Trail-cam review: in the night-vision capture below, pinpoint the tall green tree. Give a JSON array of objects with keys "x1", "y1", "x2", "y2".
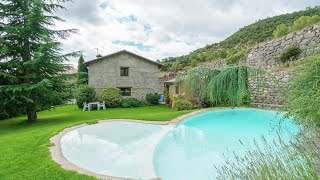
[
  {"x1": 77, "y1": 54, "x2": 88, "y2": 84},
  {"x1": 0, "y1": 0, "x2": 77, "y2": 122}
]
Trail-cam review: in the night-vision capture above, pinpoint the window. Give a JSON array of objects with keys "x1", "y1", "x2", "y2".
[
  {"x1": 120, "y1": 67, "x2": 129, "y2": 76},
  {"x1": 119, "y1": 87, "x2": 131, "y2": 96}
]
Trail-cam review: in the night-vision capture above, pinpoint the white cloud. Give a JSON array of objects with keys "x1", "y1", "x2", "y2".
[{"x1": 55, "y1": 0, "x2": 319, "y2": 66}]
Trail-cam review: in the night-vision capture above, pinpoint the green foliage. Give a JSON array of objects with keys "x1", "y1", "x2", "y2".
[
  {"x1": 226, "y1": 50, "x2": 248, "y2": 65},
  {"x1": 191, "y1": 59, "x2": 198, "y2": 67},
  {"x1": 216, "y1": 129, "x2": 320, "y2": 180},
  {"x1": 101, "y1": 87, "x2": 122, "y2": 108},
  {"x1": 160, "y1": 63, "x2": 171, "y2": 71},
  {"x1": 75, "y1": 85, "x2": 96, "y2": 108},
  {"x1": 291, "y1": 15, "x2": 320, "y2": 31},
  {"x1": 146, "y1": 93, "x2": 160, "y2": 105},
  {"x1": 176, "y1": 67, "x2": 220, "y2": 100},
  {"x1": 173, "y1": 94, "x2": 193, "y2": 111},
  {"x1": 77, "y1": 55, "x2": 88, "y2": 85},
  {"x1": 280, "y1": 45, "x2": 302, "y2": 62},
  {"x1": 170, "y1": 61, "x2": 183, "y2": 72},
  {"x1": 165, "y1": 89, "x2": 171, "y2": 104},
  {"x1": 0, "y1": 90, "x2": 25, "y2": 120},
  {"x1": 272, "y1": 15, "x2": 320, "y2": 38},
  {"x1": 121, "y1": 98, "x2": 141, "y2": 108},
  {"x1": 0, "y1": 0, "x2": 77, "y2": 122},
  {"x1": 284, "y1": 54, "x2": 320, "y2": 126},
  {"x1": 272, "y1": 24, "x2": 290, "y2": 38},
  {"x1": 179, "y1": 66, "x2": 252, "y2": 107},
  {"x1": 205, "y1": 66, "x2": 251, "y2": 106}
]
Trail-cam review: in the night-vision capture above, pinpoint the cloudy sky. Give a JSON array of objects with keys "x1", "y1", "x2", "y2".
[{"x1": 56, "y1": 0, "x2": 319, "y2": 65}]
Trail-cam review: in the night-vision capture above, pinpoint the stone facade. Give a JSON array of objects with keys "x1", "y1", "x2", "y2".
[
  {"x1": 86, "y1": 50, "x2": 162, "y2": 100},
  {"x1": 247, "y1": 23, "x2": 320, "y2": 70}
]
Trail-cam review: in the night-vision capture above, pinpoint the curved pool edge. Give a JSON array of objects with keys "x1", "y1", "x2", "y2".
[{"x1": 49, "y1": 109, "x2": 211, "y2": 180}]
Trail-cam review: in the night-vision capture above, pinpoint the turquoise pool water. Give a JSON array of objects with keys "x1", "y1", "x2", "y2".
[
  {"x1": 153, "y1": 108, "x2": 299, "y2": 180},
  {"x1": 60, "y1": 108, "x2": 298, "y2": 180}
]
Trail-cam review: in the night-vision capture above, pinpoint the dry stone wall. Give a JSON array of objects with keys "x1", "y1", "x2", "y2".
[
  {"x1": 247, "y1": 23, "x2": 320, "y2": 105},
  {"x1": 201, "y1": 59, "x2": 226, "y2": 69},
  {"x1": 247, "y1": 23, "x2": 320, "y2": 70},
  {"x1": 248, "y1": 71, "x2": 295, "y2": 105}
]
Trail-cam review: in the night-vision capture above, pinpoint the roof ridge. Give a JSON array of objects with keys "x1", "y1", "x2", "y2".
[{"x1": 84, "y1": 50, "x2": 163, "y2": 67}]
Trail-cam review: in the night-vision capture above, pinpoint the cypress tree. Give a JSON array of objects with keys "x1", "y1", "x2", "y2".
[
  {"x1": 0, "y1": 0, "x2": 77, "y2": 122},
  {"x1": 77, "y1": 54, "x2": 88, "y2": 85}
]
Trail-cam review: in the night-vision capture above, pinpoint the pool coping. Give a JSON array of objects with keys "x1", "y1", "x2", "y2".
[{"x1": 49, "y1": 108, "x2": 214, "y2": 180}]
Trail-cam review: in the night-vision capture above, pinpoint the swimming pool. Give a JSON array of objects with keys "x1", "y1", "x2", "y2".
[{"x1": 59, "y1": 108, "x2": 298, "y2": 180}]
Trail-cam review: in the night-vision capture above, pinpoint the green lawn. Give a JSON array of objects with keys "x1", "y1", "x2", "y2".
[{"x1": 0, "y1": 105, "x2": 194, "y2": 180}]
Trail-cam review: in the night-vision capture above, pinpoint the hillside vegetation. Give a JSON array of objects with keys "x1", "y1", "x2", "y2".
[{"x1": 160, "y1": 6, "x2": 320, "y2": 71}]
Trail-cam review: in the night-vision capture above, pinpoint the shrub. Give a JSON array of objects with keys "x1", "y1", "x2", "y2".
[
  {"x1": 280, "y1": 45, "x2": 302, "y2": 62},
  {"x1": 165, "y1": 89, "x2": 171, "y2": 105},
  {"x1": 101, "y1": 87, "x2": 122, "y2": 108},
  {"x1": 145, "y1": 93, "x2": 159, "y2": 105},
  {"x1": 191, "y1": 59, "x2": 198, "y2": 67},
  {"x1": 284, "y1": 53, "x2": 320, "y2": 126},
  {"x1": 272, "y1": 23, "x2": 289, "y2": 38},
  {"x1": 291, "y1": 15, "x2": 320, "y2": 31},
  {"x1": 75, "y1": 85, "x2": 96, "y2": 108},
  {"x1": 121, "y1": 98, "x2": 141, "y2": 108},
  {"x1": 173, "y1": 94, "x2": 193, "y2": 111},
  {"x1": 226, "y1": 50, "x2": 247, "y2": 65}
]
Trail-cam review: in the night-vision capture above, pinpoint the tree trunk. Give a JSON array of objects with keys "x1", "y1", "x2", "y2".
[{"x1": 26, "y1": 103, "x2": 37, "y2": 122}]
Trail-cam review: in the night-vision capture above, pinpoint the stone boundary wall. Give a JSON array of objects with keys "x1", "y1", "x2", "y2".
[
  {"x1": 247, "y1": 23, "x2": 320, "y2": 70},
  {"x1": 246, "y1": 23, "x2": 320, "y2": 105},
  {"x1": 201, "y1": 59, "x2": 226, "y2": 69},
  {"x1": 248, "y1": 71, "x2": 295, "y2": 105}
]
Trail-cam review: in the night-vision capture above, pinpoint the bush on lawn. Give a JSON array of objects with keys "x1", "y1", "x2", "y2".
[
  {"x1": 121, "y1": 98, "x2": 141, "y2": 108},
  {"x1": 146, "y1": 93, "x2": 159, "y2": 105},
  {"x1": 101, "y1": 87, "x2": 122, "y2": 108},
  {"x1": 173, "y1": 94, "x2": 193, "y2": 111},
  {"x1": 76, "y1": 85, "x2": 96, "y2": 108}
]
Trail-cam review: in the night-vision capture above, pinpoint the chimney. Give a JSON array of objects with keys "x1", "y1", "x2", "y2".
[{"x1": 96, "y1": 54, "x2": 102, "y2": 58}]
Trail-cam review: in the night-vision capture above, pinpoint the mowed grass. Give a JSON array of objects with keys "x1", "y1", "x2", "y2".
[{"x1": 0, "y1": 105, "x2": 194, "y2": 180}]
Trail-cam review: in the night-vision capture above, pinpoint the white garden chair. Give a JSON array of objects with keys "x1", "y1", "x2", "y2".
[
  {"x1": 97, "y1": 101, "x2": 106, "y2": 110},
  {"x1": 83, "y1": 102, "x2": 91, "y2": 111}
]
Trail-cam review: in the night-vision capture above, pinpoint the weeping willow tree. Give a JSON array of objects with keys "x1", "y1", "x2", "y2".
[
  {"x1": 176, "y1": 67, "x2": 220, "y2": 99},
  {"x1": 176, "y1": 65, "x2": 263, "y2": 107}
]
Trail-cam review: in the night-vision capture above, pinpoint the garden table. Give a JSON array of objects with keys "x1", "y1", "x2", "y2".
[{"x1": 87, "y1": 102, "x2": 101, "y2": 110}]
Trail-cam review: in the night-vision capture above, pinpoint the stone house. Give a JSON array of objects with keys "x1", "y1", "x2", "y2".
[{"x1": 85, "y1": 50, "x2": 163, "y2": 99}]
